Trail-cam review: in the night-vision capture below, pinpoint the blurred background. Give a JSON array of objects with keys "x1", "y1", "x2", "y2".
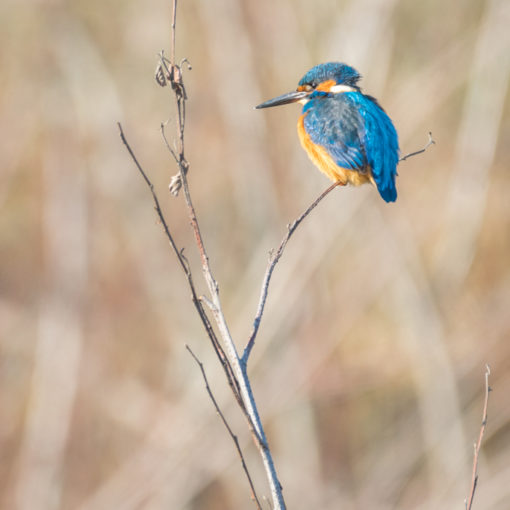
[{"x1": 1, "y1": 0, "x2": 509, "y2": 508}]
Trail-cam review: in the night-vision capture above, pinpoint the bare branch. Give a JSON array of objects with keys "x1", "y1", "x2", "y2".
[
  {"x1": 117, "y1": 122, "x2": 185, "y2": 273},
  {"x1": 242, "y1": 130, "x2": 435, "y2": 362},
  {"x1": 123, "y1": 1, "x2": 289, "y2": 507},
  {"x1": 117, "y1": 122, "x2": 242, "y2": 407},
  {"x1": 125, "y1": 1, "x2": 439, "y2": 501},
  {"x1": 162, "y1": 123, "x2": 187, "y2": 196},
  {"x1": 160, "y1": 122, "x2": 179, "y2": 163},
  {"x1": 160, "y1": 5, "x2": 286, "y2": 505},
  {"x1": 243, "y1": 181, "x2": 343, "y2": 363},
  {"x1": 186, "y1": 345, "x2": 263, "y2": 510},
  {"x1": 170, "y1": 0, "x2": 177, "y2": 66},
  {"x1": 399, "y1": 131, "x2": 435, "y2": 162},
  {"x1": 199, "y1": 295, "x2": 217, "y2": 313},
  {"x1": 166, "y1": 89, "x2": 287, "y2": 508},
  {"x1": 465, "y1": 365, "x2": 491, "y2": 510}
]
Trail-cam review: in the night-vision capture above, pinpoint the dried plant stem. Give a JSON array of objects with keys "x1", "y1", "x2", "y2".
[
  {"x1": 465, "y1": 365, "x2": 491, "y2": 510},
  {"x1": 161, "y1": 76, "x2": 287, "y2": 510},
  {"x1": 124, "y1": 2, "x2": 434, "y2": 507},
  {"x1": 118, "y1": 123, "x2": 241, "y2": 406},
  {"x1": 243, "y1": 131, "x2": 435, "y2": 361},
  {"x1": 186, "y1": 345, "x2": 262, "y2": 510},
  {"x1": 159, "y1": 1, "x2": 286, "y2": 507},
  {"x1": 399, "y1": 131, "x2": 435, "y2": 162},
  {"x1": 243, "y1": 181, "x2": 343, "y2": 362}
]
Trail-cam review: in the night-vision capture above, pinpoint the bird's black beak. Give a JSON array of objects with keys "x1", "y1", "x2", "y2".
[{"x1": 255, "y1": 90, "x2": 309, "y2": 109}]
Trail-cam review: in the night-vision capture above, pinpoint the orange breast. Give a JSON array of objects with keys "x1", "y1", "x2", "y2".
[{"x1": 297, "y1": 114, "x2": 372, "y2": 187}]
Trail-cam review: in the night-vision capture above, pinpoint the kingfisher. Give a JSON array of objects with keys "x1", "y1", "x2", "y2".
[{"x1": 256, "y1": 62, "x2": 400, "y2": 202}]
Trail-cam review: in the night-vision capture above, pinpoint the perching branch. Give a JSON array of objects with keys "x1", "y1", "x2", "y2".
[
  {"x1": 123, "y1": 1, "x2": 286, "y2": 508},
  {"x1": 243, "y1": 131, "x2": 434, "y2": 361},
  {"x1": 465, "y1": 365, "x2": 491, "y2": 510},
  {"x1": 160, "y1": 3, "x2": 288, "y2": 508},
  {"x1": 121, "y1": 102, "x2": 434, "y2": 508},
  {"x1": 123, "y1": 1, "x2": 435, "y2": 506},
  {"x1": 243, "y1": 181, "x2": 343, "y2": 363}
]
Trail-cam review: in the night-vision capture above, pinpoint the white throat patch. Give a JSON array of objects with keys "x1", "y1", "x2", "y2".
[{"x1": 329, "y1": 84, "x2": 356, "y2": 93}]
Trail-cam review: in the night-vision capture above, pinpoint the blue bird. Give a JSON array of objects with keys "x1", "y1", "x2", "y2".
[{"x1": 256, "y1": 62, "x2": 400, "y2": 202}]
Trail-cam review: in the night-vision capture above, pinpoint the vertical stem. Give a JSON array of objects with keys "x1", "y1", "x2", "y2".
[
  {"x1": 465, "y1": 365, "x2": 491, "y2": 510},
  {"x1": 170, "y1": 0, "x2": 177, "y2": 66},
  {"x1": 166, "y1": 1, "x2": 286, "y2": 507}
]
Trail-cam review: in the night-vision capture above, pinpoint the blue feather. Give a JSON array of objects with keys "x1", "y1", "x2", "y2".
[
  {"x1": 299, "y1": 63, "x2": 361, "y2": 88},
  {"x1": 303, "y1": 91, "x2": 399, "y2": 202}
]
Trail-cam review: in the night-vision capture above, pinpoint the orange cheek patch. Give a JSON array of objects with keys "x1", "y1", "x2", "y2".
[{"x1": 315, "y1": 79, "x2": 336, "y2": 92}]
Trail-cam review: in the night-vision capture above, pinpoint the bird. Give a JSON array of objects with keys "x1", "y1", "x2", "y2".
[{"x1": 256, "y1": 62, "x2": 400, "y2": 202}]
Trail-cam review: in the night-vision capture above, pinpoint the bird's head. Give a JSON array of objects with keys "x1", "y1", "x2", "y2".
[{"x1": 256, "y1": 62, "x2": 361, "y2": 109}]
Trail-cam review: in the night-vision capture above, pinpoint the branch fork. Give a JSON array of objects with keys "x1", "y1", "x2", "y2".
[{"x1": 121, "y1": 2, "x2": 437, "y2": 506}]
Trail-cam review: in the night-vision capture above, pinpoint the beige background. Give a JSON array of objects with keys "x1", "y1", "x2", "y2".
[{"x1": 1, "y1": 0, "x2": 509, "y2": 508}]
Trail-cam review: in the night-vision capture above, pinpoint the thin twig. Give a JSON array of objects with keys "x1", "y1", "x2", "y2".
[
  {"x1": 126, "y1": 4, "x2": 436, "y2": 498},
  {"x1": 162, "y1": 3, "x2": 286, "y2": 506},
  {"x1": 243, "y1": 181, "x2": 343, "y2": 363},
  {"x1": 118, "y1": 122, "x2": 243, "y2": 406},
  {"x1": 117, "y1": 122, "x2": 185, "y2": 272},
  {"x1": 465, "y1": 364, "x2": 491, "y2": 510},
  {"x1": 399, "y1": 131, "x2": 435, "y2": 162},
  {"x1": 170, "y1": 0, "x2": 177, "y2": 66},
  {"x1": 242, "y1": 128, "x2": 435, "y2": 363},
  {"x1": 186, "y1": 345, "x2": 263, "y2": 510},
  {"x1": 161, "y1": 123, "x2": 187, "y2": 196},
  {"x1": 160, "y1": 122, "x2": 179, "y2": 163}
]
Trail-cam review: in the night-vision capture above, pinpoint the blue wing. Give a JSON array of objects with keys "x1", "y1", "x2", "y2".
[
  {"x1": 303, "y1": 94, "x2": 366, "y2": 170},
  {"x1": 303, "y1": 92, "x2": 399, "y2": 202}
]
